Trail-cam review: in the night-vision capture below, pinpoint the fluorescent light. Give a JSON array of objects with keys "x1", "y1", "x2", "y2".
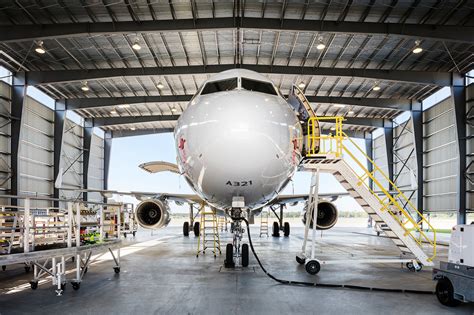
[
  {"x1": 35, "y1": 41, "x2": 46, "y2": 54},
  {"x1": 118, "y1": 104, "x2": 130, "y2": 108},
  {"x1": 130, "y1": 127, "x2": 136, "y2": 131},
  {"x1": 316, "y1": 43, "x2": 326, "y2": 50},
  {"x1": 373, "y1": 85, "x2": 381, "y2": 91},
  {"x1": 81, "y1": 81, "x2": 89, "y2": 91},
  {"x1": 132, "y1": 40, "x2": 141, "y2": 51},
  {"x1": 412, "y1": 40, "x2": 422, "y2": 54},
  {"x1": 298, "y1": 82, "x2": 306, "y2": 89},
  {"x1": 110, "y1": 110, "x2": 117, "y2": 114},
  {"x1": 156, "y1": 82, "x2": 165, "y2": 89},
  {"x1": 171, "y1": 107, "x2": 178, "y2": 112},
  {"x1": 334, "y1": 104, "x2": 345, "y2": 108},
  {"x1": 348, "y1": 110, "x2": 354, "y2": 115}
]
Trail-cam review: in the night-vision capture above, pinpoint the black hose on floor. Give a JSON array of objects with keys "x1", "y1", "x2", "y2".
[{"x1": 234, "y1": 217, "x2": 434, "y2": 295}]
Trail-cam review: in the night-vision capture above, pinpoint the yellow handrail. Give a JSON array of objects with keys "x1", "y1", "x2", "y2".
[{"x1": 305, "y1": 116, "x2": 437, "y2": 261}]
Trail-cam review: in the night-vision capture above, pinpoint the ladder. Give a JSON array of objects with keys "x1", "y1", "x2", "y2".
[
  {"x1": 301, "y1": 117, "x2": 437, "y2": 267},
  {"x1": 218, "y1": 216, "x2": 227, "y2": 232},
  {"x1": 196, "y1": 205, "x2": 221, "y2": 258},
  {"x1": 259, "y1": 210, "x2": 269, "y2": 237}
]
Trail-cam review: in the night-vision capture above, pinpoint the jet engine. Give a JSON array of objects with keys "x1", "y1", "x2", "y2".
[
  {"x1": 302, "y1": 201, "x2": 338, "y2": 230},
  {"x1": 135, "y1": 199, "x2": 171, "y2": 229}
]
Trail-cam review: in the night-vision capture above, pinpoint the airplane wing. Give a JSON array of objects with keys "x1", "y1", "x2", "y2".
[
  {"x1": 139, "y1": 161, "x2": 181, "y2": 174},
  {"x1": 271, "y1": 192, "x2": 351, "y2": 205}
]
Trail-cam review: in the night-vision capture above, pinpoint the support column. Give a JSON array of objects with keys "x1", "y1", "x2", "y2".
[
  {"x1": 53, "y1": 100, "x2": 66, "y2": 207},
  {"x1": 384, "y1": 122, "x2": 394, "y2": 191},
  {"x1": 82, "y1": 119, "x2": 93, "y2": 202},
  {"x1": 452, "y1": 78, "x2": 467, "y2": 225},
  {"x1": 10, "y1": 73, "x2": 26, "y2": 205},
  {"x1": 103, "y1": 131, "x2": 112, "y2": 191},
  {"x1": 365, "y1": 134, "x2": 374, "y2": 191},
  {"x1": 411, "y1": 108, "x2": 424, "y2": 220}
]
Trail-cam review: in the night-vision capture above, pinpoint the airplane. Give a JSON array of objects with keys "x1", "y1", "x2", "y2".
[{"x1": 56, "y1": 69, "x2": 348, "y2": 268}]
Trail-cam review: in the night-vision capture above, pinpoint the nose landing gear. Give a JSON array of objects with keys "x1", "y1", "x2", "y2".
[{"x1": 224, "y1": 210, "x2": 250, "y2": 268}]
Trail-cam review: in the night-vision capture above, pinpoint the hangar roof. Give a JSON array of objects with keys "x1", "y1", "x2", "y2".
[{"x1": 0, "y1": 0, "x2": 472, "y2": 137}]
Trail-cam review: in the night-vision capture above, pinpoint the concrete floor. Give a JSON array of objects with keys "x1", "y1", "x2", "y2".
[{"x1": 0, "y1": 226, "x2": 473, "y2": 314}]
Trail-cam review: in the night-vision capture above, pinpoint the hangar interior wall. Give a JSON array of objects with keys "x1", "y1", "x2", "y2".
[
  {"x1": 372, "y1": 134, "x2": 389, "y2": 192},
  {"x1": 0, "y1": 80, "x2": 105, "y2": 207},
  {"x1": 467, "y1": 83, "x2": 474, "y2": 216}
]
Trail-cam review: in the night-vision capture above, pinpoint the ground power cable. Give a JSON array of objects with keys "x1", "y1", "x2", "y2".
[{"x1": 236, "y1": 217, "x2": 435, "y2": 295}]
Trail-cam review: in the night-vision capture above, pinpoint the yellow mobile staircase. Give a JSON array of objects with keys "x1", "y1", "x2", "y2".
[
  {"x1": 196, "y1": 204, "x2": 221, "y2": 258},
  {"x1": 291, "y1": 85, "x2": 436, "y2": 268}
]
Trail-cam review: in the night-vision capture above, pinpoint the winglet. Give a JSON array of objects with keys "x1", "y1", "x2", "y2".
[{"x1": 139, "y1": 161, "x2": 180, "y2": 174}]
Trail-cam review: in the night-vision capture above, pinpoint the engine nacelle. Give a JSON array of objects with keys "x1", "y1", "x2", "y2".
[
  {"x1": 135, "y1": 199, "x2": 171, "y2": 229},
  {"x1": 302, "y1": 201, "x2": 338, "y2": 230}
]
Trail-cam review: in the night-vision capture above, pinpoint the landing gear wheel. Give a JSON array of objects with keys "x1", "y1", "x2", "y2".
[
  {"x1": 241, "y1": 244, "x2": 249, "y2": 267},
  {"x1": 224, "y1": 243, "x2": 235, "y2": 268},
  {"x1": 183, "y1": 221, "x2": 189, "y2": 236},
  {"x1": 272, "y1": 222, "x2": 280, "y2": 237},
  {"x1": 296, "y1": 256, "x2": 306, "y2": 265},
  {"x1": 305, "y1": 260, "x2": 321, "y2": 275},
  {"x1": 436, "y1": 278, "x2": 460, "y2": 307},
  {"x1": 114, "y1": 267, "x2": 120, "y2": 274},
  {"x1": 193, "y1": 222, "x2": 200, "y2": 237},
  {"x1": 30, "y1": 281, "x2": 38, "y2": 290},
  {"x1": 71, "y1": 282, "x2": 81, "y2": 291},
  {"x1": 284, "y1": 222, "x2": 290, "y2": 237}
]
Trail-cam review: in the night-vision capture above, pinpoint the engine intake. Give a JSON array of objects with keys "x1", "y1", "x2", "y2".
[
  {"x1": 135, "y1": 199, "x2": 171, "y2": 229},
  {"x1": 302, "y1": 201, "x2": 338, "y2": 230}
]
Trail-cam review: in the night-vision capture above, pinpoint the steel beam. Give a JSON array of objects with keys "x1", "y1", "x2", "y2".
[
  {"x1": 82, "y1": 120, "x2": 93, "y2": 202},
  {"x1": 53, "y1": 100, "x2": 66, "y2": 207},
  {"x1": 452, "y1": 80, "x2": 467, "y2": 224},
  {"x1": 411, "y1": 109, "x2": 424, "y2": 221},
  {"x1": 110, "y1": 128, "x2": 175, "y2": 138},
  {"x1": 344, "y1": 117, "x2": 392, "y2": 128},
  {"x1": 1, "y1": 17, "x2": 472, "y2": 43},
  {"x1": 65, "y1": 94, "x2": 415, "y2": 111},
  {"x1": 103, "y1": 131, "x2": 112, "y2": 192},
  {"x1": 23, "y1": 65, "x2": 462, "y2": 86},
  {"x1": 90, "y1": 115, "x2": 179, "y2": 127},
  {"x1": 384, "y1": 123, "x2": 394, "y2": 191},
  {"x1": 10, "y1": 73, "x2": 26, "y2": 205}
]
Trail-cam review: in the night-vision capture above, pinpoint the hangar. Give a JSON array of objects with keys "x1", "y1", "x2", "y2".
[{"x1": 0, "y1": 0, "x2": 473, "y2": 313}]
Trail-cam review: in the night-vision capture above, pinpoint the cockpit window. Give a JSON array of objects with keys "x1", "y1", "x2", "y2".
[
  {"x1": 241, "y1": 77, "x2": 277, "y2": 95},
  {"x1": 200, "y1": 78, "x2": 238, "y2": 95}
]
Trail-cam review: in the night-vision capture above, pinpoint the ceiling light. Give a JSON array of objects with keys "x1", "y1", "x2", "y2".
[
  {"x1": 118, "y1": 104, "x2": 130, "y2": 108},
  {"x1": 298, "y1": 82, "x2": 306, "y2": 89},
  {"x1": 372, "y1": 82, "x2": 381, "y2": 91},
  {"x1": 316, "y1": 37, "x2": 326, "y2": 50},
  {"x1": 334, "y1": 104, "x2": 345, "y2": 108},
  {"x1": 330, "y1": 127, "x2": 336, "y2": 131},
  {"x1": 130, "y1": 127, "x2": 136, "y2": 131},
  {"x1": 171, "y1": 107, "x2": 178, "y2": 113},
  {"x1": 35, "y1": 41, "x2": 46, "y2": 54},
  {"x1": 412, "y1": 40, "x2": 422, "y2": 54},
  {"x1": 156, "y1": 82, "x2": 165, "y2": 89},
  {"x1": 81, "y1": 81, "x2": 89, "y2": 91},
  {"x1": 348, "y1": 110, "x2": 355, "y2": 115},
  {"x1": 132, "y1": 38, "x2": 141, "y2": 51},
  {"x1": 110, "y1": 110, "x2": 117, "y2": 114}
]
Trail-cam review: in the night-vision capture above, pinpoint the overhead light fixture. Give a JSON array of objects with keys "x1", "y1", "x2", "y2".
[
  {"x1": 81, "y1": 81, "x2": 89, "y2": 91},
  {"x1": 298, "y1": 82, "x2": 306, "y2": 89},
  {"x1": 316, "y1": 37, "x2": 326, "y2": 50},
  {"x1": 110, "y1": 110, "x2": 117, "y2": 114},
  {"x1": 330, "y1": 126, "x2": 336, "y2": 131},
  {"x1": 412, "y1": 40, "x2": 423, "y2": 54},
  {"x1": 334, "y1": 104, "x2": 345, "y2": 108},
  {"x1": 171, "y1": 106, "x2": 178, "y2": 113},
  {"x1": 132, "y1": 38, "x2": 141, "y2": 51},
  {"x1": 35, "y1": 41, "x2": 46, "y2": 54},
  {"x1": 130, "y1": 127, "x2": 136, "y2": 131},
  {"x1": 118, "y1": 104, "x2": 130, "y2": 108},
  {"x1": 372, "y1": 82, "x2": 381, "y2": 91},
  {"x1": 348, "y1": 110, "x2": 355, "y2": 115},
  {"x1": 156, "y1": 82, "x2": 165, "y2": 89}
]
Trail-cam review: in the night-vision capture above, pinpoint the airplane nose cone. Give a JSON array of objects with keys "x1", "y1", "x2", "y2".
[{"x1": 176, "y1": 91, "x2": 302, "y2": 208}]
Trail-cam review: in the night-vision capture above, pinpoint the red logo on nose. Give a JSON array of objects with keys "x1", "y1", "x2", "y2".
[{"x1": 179, "y1": 138, "x2": 186, "y2": 150}]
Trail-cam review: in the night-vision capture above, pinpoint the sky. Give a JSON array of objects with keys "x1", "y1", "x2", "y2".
[{"x1": 108, "y1": 132, "x2": 369, "y2": 213}]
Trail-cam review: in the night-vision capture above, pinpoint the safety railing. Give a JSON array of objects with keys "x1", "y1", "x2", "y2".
[
  {"x1": 306, "y1": 116, "x2": 437, "y2": 262},
  {"x1": 306, "y1": 116, "x2": 344, "y2": 157}
]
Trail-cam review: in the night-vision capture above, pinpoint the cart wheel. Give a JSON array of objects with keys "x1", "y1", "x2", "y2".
[
  {"x1": 1, "y1": 265, "x2": 5, "y2": 271},
  {"x1": 305, "y1": 260, "x2": 321, "y2": 275},
  {"x1": 376, "y1": 231, "x2": 380, "y2": 236},
  {"x1": 114, "y1": 267, "x2": 120, "y2": 274},
  {"x1": 272, "y1": 222, "x2": 280, "y2": 237},
  {"x1": 24, "y1": 266, "x2": 31, "y2": 273},
  {"x1": 241, "y1": 244, "x2": 249, "y2": 267},
  {"x1": 284, "y1": 222, "x2": 290, "y2": 237},
  {"x1": 30, "y1": 281, "x2": 38, "y2": 290},
  {"x1": 183, "y1": 221, "x2": 189, "y2": 236},
  {"x1": 406, "y1": 262, "x2": 415, "y2": 271},
  {"x1": 296, "y1": 256, "x2": 306, "y2": 265},
  {"x1": 124, "y1": 233, "x2": 127, "y2": 238},
  {"x1": 414, "y1": 263, "x2": 423, "y2": 272},
  {"x1": 71, "y1": 282, "x2": 80, "y2": 291},
  {"x1": 193, "y1": 222, "x2": 200, "y2": 237},
  {"x1": 436, "y1": 278, "x2": 460, "y2": 307},
  {"x1": 224, "y1": 243, "x2": 234, "y2": 268}
]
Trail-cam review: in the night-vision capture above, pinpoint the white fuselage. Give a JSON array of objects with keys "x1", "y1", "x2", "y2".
[{"x1": 174, "y1": 70, "x2": 303, "y2": 210}]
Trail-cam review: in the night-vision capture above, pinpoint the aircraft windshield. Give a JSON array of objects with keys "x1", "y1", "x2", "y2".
[
  {"x1": 241, "y1": 77, "x2": 277, "y2": 95},
  {"x1": 201, "y1": 78, "x2": 238, "y2": 95}
]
